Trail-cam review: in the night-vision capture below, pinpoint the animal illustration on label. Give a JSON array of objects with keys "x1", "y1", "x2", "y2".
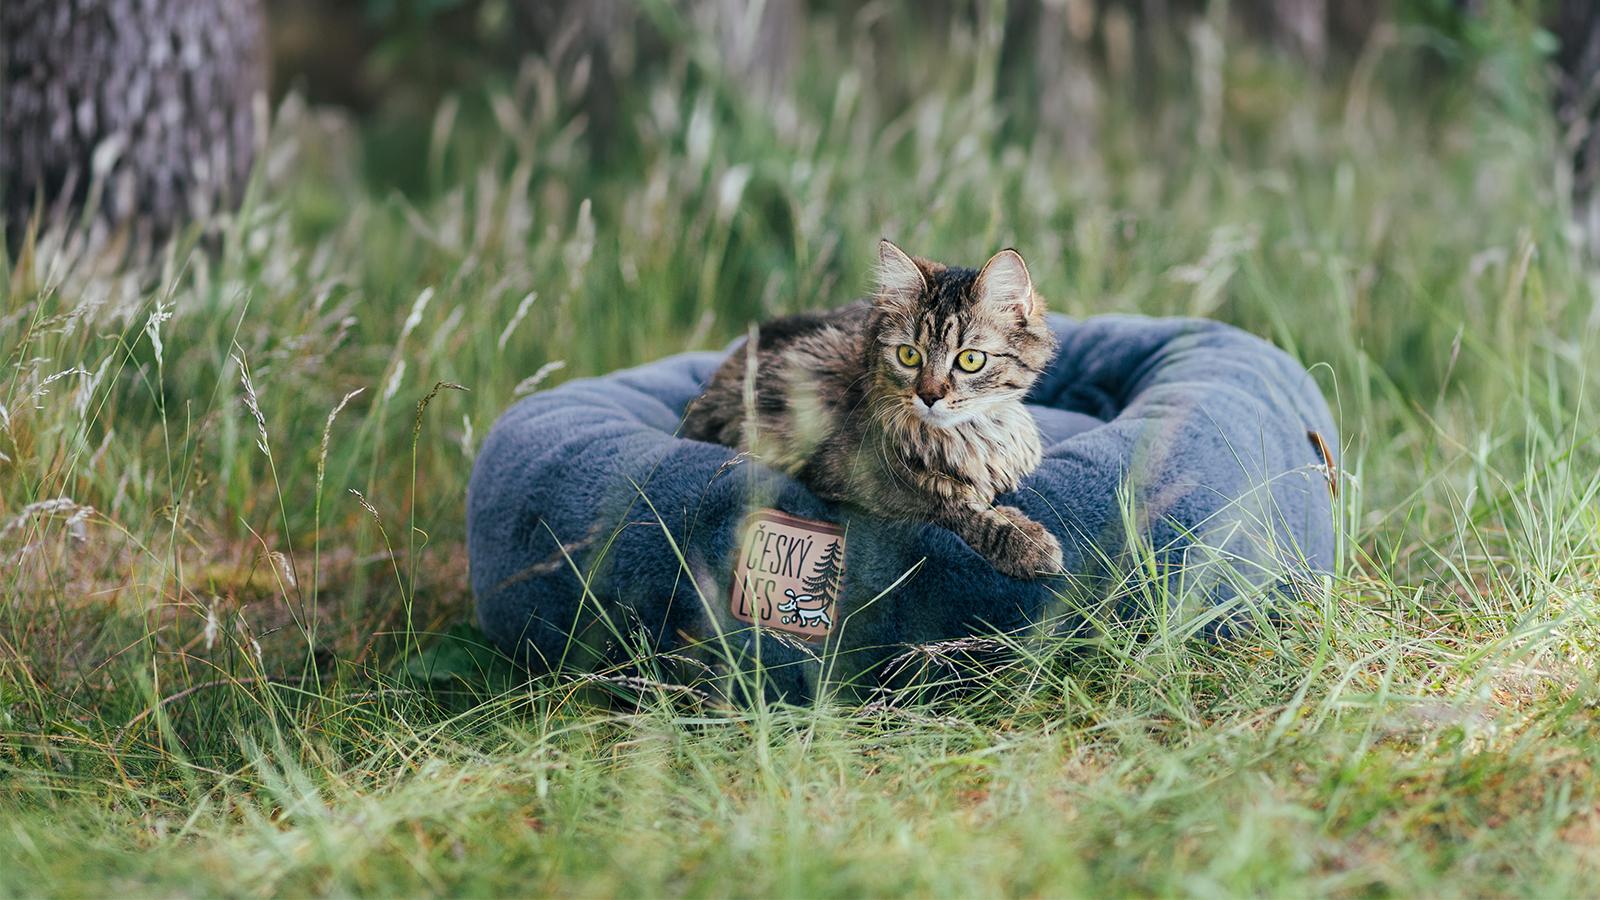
[{"x1": 778, "y1": 588, "x2": 834, "y2": 629}]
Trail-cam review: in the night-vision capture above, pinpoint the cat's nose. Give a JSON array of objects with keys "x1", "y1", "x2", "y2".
[{"x1": 917, "y1": 387, "x2": 946, "y2": 407}]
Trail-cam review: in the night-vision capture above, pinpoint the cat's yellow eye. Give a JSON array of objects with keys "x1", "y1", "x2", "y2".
[
  {"x1": 956, "y1": 349, "x2": 987, "y2": 373},
  {"x1": 896, "y1": 344, "x2": 922, "y2": 367}
]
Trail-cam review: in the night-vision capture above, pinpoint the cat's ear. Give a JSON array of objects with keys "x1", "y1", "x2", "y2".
[
  {"x1": 876, "y1": 239, "x2": 927, "y2": 304},
  {"x1": 973, "y1": 249, "x2": 1037, "y2": 318}
]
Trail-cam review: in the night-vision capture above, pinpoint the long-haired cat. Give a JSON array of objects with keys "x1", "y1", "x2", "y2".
[{"x1": 681, "y1": 240, "x2": 1063, "y2": 579}]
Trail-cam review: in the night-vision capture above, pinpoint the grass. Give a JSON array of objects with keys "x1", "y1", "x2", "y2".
[{"x1": 3, "y1": 4, "x2": 1599, "y2": 896}]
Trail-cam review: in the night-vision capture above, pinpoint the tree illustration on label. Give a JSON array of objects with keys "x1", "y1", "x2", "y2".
[{"x1": 806, "y1": 539, "x2": 843, "y2": 600}]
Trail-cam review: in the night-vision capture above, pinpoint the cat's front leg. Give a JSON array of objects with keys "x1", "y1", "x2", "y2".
[{"x1": 945, "y1": 504, "x2": 1064, "y2": 580}]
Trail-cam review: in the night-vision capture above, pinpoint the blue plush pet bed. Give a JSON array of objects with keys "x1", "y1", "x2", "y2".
[{"x1": 468, "y1": 315, "x2": 1338, "y2": 701}]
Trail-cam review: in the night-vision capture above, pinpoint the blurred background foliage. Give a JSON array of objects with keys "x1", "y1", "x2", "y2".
[{"x1": 265, "y1": 1, "x2": 1580, "y2": 197}]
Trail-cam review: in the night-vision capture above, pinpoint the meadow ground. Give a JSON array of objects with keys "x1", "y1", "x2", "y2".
[{"x1": 3, "y1": 6, "x2": 1599, "y2": 896}]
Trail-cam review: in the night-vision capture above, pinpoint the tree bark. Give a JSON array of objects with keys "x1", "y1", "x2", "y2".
[{"x1": 2, "y1": 0, "x2": 269, "y2": 252}]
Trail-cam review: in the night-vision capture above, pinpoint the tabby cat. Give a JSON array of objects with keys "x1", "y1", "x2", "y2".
[{"x1": 681, "y1": 240, "x2": 1063, "y2": 579}]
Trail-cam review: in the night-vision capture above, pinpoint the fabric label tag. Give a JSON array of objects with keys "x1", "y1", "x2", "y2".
[{"x1": 728, "y1": 509, "x2": 845, "y2": 641}]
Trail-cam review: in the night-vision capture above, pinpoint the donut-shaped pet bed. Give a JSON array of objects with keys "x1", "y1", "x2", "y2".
[{"x1": 468, "y1": 315, "x2": 1338, "y2": 701}]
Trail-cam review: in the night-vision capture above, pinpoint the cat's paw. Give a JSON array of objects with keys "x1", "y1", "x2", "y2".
[{"x1": 988, "y1": 506, "x2": 1064, "y2": 579}]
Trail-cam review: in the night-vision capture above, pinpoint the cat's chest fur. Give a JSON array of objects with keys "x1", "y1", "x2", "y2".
[{"x1": 863, "y1": 404, "x2": 1042, "y2": 508}]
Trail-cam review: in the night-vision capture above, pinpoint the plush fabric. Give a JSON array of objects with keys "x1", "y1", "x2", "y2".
[{"x1": 468, "y1": 315, "x2": 1338, "y2": 701}]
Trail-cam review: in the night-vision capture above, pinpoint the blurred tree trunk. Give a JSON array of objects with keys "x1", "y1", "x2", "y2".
[
  {"x1": 506, "y1": 0, "x2": 800, "y2": 151},
  {"x1": 267, "y1": 0, "x2": 377, "y2": 111},
  {"x1": 1228, "y1": 0, "x2": 1388, "y2": 64},
  {"x1": 1550, "y1": 0, "x2": 1600, "y2": 245},
  {"x1": 2, "y1": 0, "x2": 269, "y2": 254}
]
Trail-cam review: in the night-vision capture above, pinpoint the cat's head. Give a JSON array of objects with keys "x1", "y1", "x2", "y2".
[{"x1": 867, "y1": 240, "x2": 1057, "y2": 428}]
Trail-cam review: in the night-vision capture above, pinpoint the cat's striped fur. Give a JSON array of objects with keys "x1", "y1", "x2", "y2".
[{"x1": 681, "y1": 241, "x2": 1062, "y2": 579}]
